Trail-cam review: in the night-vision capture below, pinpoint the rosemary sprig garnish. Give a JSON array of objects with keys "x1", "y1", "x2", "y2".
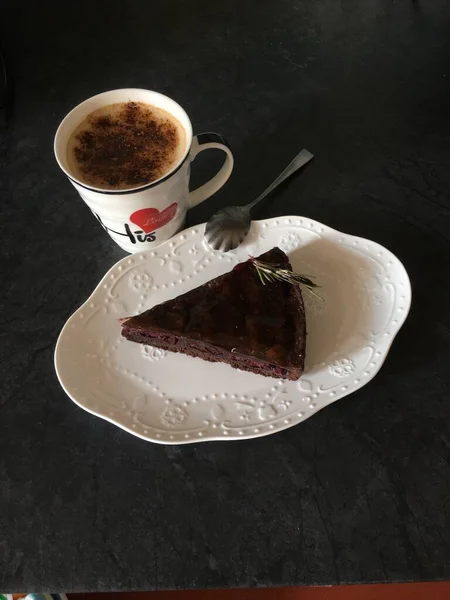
[{"x1": 251, "y1": 258, "x2": 322, "y2": 300}]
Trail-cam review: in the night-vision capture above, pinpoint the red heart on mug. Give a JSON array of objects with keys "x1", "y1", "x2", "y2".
[{"x1": 129, "y1": 203, "x2": 178, "y2": 233}]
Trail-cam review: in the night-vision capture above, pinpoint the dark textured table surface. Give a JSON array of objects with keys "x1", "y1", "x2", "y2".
[{"x1": 1, "y1": 0, "x2": 450, "y2": 592}]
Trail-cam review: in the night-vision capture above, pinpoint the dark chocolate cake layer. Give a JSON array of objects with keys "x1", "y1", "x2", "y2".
[{"x1": 121, "y1": 247, "x2": 306, "y2": 380}]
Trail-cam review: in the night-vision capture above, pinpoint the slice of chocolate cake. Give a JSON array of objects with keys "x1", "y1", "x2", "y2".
[{"x1": 120, "y1": 247, "x2": 306, "y2": 380}]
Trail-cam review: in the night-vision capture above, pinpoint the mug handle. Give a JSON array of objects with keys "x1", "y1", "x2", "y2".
[{"x1": 188, "y1": 132, "x2": 234, "y2": 207}]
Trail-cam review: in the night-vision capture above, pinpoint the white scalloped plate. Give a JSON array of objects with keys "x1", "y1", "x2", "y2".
[{"x1": 55, "y1": 217, "x2": 411, "y2": 444}]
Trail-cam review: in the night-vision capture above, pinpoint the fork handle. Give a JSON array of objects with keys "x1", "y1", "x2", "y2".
[{"x1": 247, "y1": 149, "x2": 314, "y2": 211}]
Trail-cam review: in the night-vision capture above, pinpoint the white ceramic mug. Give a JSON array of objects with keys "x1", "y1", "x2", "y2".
[{"x1": 54, "y1": 89, "x2": 234, "y2": 253}]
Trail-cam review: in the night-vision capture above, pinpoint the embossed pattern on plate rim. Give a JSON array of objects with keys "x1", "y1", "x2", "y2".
[{"x1": 55, "y1": 217, "x2": 412, "y2": 444}]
